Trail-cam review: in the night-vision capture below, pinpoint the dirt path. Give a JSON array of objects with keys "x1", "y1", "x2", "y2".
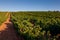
[{"x1": 0, "y1": 13, "x2": 23, "y2": 40}]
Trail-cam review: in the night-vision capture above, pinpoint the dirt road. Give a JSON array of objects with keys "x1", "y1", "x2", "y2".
[{"x1": 0, "y1": 13, "x2": 22, "y2": 40}]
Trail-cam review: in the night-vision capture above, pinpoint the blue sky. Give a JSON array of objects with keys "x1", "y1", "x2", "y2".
[{"x1": 0, "y1": 0, "x2": 60, "y2": 11}]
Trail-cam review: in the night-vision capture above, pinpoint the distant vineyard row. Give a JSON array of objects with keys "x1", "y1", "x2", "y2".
[{"x1": 11, "y1": 11, "x2": 60, "y2": 40}]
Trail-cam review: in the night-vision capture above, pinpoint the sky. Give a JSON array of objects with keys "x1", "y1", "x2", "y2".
[{"x1": 0, "y1": 0, "x2": 60, "y2": 11}]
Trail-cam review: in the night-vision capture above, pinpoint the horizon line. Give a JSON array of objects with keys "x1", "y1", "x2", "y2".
[{"x1": 0, "y1": 10, "x2": 60, "y2": 12}]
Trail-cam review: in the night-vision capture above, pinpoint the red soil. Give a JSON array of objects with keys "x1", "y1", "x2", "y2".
[{"x1": 0, "y1": 13, "x2": 24, "y2": 40}]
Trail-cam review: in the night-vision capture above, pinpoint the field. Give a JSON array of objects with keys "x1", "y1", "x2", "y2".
[
  {"x1": 0, "y1": 11, "x2": 60, "y2": 40},
  {"x1": 0, "y1": 12, "x2": 8, "y2": 25},
  {"x1": 11, "y1": 11, "x2": 60, "y2": 40}
]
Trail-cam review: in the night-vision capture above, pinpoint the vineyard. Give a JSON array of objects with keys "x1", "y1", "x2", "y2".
[
  {"x1": 0, "y1": 12, "x2": 8, "y2": 25},
  {"x1": 0, "y1": 11, "x2": 60, "y2": 40},
  {"x1": 11, "y1": 11, "x2": 60, "y2": 40}
]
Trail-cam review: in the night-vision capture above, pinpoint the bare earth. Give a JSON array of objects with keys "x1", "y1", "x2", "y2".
[{"x1": 0, "y1": 13, "x2": 23, "y2": 40}]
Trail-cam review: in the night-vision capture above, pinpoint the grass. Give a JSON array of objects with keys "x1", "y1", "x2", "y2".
[{"x1": 0, "y1": 12, "x2": 8, "y2": 25}]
